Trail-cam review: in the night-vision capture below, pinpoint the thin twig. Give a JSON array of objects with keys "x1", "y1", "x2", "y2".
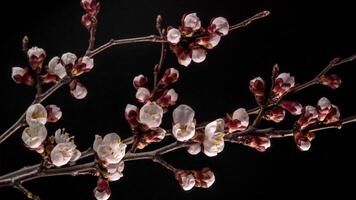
[{"x1": 229, "y1": 11, "x2": 270, "y2": 30}]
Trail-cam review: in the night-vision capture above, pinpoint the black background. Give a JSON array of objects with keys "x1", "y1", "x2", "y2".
[{"x1": 1, "y1": 0, "x2": 355, "y2": 199}]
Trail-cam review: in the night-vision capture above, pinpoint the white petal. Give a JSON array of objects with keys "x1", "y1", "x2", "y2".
[
  {"x1": 139, "y1": 102, "x2": 163, "y2": 128},
  {"x1": 191, "y1": 48, "x2": 207, "y2": 63},
  {"x1": 318, "y1": 97, "x2": 332, "y2": 110},
  {"x1": 211, "y1": 17, "x2": 229, "y2": 35},
  {"x1": 173, "y1": 104, "x2": 195, "y2": 125},
  {"x1": 26, "y1": 104, "x2": 47, "y2": 126},
  {"x1": 187, "y1": 143, "x2": 201, "y2": 155},
  {"x1": 276, "y1": 73, "x2": 295, "y2": 87},
  {"x1": 61, "y1": 52, "x2": 77, "y2": 66},
  {"x1": 22, "y1": 124, "x2": 47, "y2": 149},
  {"x1": 232, "y1": 108, "x2": 249, "y2": 127},
  {"x1": 178, "y1": 55, "x2": 192, "y2": 67},
  {"x1": 184, "y1": 13, "x2": 201, "y2": 31},
  {"x1": 135, "y1": 87, "x2": 150, "y2": 103}
]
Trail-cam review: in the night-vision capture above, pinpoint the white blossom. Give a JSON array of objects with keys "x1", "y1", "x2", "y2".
[
  {"x1": 93, "y1": 133, "x2": 127, "y2": 164},
  {"x1": 191, "y1": 48, "x2": 207, "y2": 63},
  {"x1": 22, "y1": 124, "x2": 47, "y2": 149},
  {"x1": 232, "y1": 108, "x2": 249, "y2": 128},
  {"x1": 139, "y1": 102, "x2": 163, "y2": 128},
  {"x1": 135, "y1": 87, "x2": 151, "y2": 103},
  {"x1": 51, "y1": 142, "x2": 81, "y2": 167},
  {"x1": 203, "y1": 119, "x2": 225, "y2": 157},
  {"x1": 211, "y1": 17, "x2": 229, "y2": 35},
  {"x1": 26, "y1": 104, "x2": 47, "y2": 127},
  {"x1": 172, "y1": 105, "x2": 196, "y2": 141},
  {"x1": 48, "y1": 56, "x2": 67, "y2": 79}
]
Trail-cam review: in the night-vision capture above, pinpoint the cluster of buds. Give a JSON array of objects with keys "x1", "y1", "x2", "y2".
[
  {"x1": 166, "y1": 13, "x2": 229, "y2": 66},
  {"x1": 21, "y1": 104, "x2": 62, "y2": 153},
  {"x1": 11, "y1": 47, "x2": 94, "y2": 100},
  {"x1": 237, "y1": 135, "x2": 271, "y2": 152},
  {"x1": 296, "y1": 97, "x2": 340, "y2": 130},
  {"x1": 124, "y1": 68, "x2": 180, "y2": 148},
  {"x1": 263, "y1": 101, "x2": 303, "y2": 123},
  {"x1": 175, "y1": 168, "x2": 215, "y2": 191},
  {"x1": 81, "y1": 0, "x2": 100, "y2": 30},
  {"x1": 11, "y1": 47, "x2": 46, "y2": 86}
]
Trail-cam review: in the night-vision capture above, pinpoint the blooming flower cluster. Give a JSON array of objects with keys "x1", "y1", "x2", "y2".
[
  {"x1": 11, "y1": 46, "x2": 94, "y2": 100},
  {"x1": 22, "y1": 104, "x2": 62, "y2": 151},
  {"x1": 92, "y1": 133, "x2": 127, "y2": 200},
  {"x1": 293, "y1": 97, "x2": 340, "y2": 151},
  {"x1": 166, "y1": 13, "x2": 229, "y2": 66},
  {"x1": 125, "y1": 67, "x2": 180, "y2": 148}
]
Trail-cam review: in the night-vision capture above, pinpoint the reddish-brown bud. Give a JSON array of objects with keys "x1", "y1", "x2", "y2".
[
  {"x1": 133, "y1": 74, "x2": 148, "y2": 89},
  {"x1": 249, "y1": 77, "x2": 265, "y2": 105},
  {"x1": 320, "y1": 74, "x2": 341, "y2": 89},
  {"x1": 279, "y1": 100, "x2": 303, "y2": 115},
  {"x1": 264, "y1": 107, "x2": 285, "y2": 123},
  {"x1": 161, "y1": 68, "x2": 179, "y2": 86}
]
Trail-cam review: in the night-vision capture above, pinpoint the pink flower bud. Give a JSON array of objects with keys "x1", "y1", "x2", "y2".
[
  {"x1": 279, "y1": 100, "x2": 303, "y2": 115},
  {"x1": 193, "y1": 168, "x2": 215, "y2": 188},
  {"x1": 69, "y1": 79, "x2": 88, "y2": 99},
  {"x1": 227, "y1": 108, "x2": 249, "y2": 132},
  {"x1": 93, "y1": 178, "x2": 111, "y2": 200},
  {"x1": 173, "y1": 45, "x2": 192, "y2": 67},
  {"x1": 81, "y1": 0, "x2": 100, "y2": 15},
  {"x1": 46, "y1": 105, "x2": 62, "y2": 123},
  {"x1": 209, "y1": 17, "x2": 229, "y2": 36},
  {"x1": 272, "y1": 73, "x2": 295, "y2": 99},
  {"x1": 27, "y1": 47, "x2": 46, "y2": 70},
  {"x1": 167, "y1": 27, "x2": 181, "y2": 44},
  {"x1": 182, "y1": 13, "x2": 201, "y2": 32},
  {"x1": 48, "y1": 56, "x2": 67, "y2": 79},
  {"x1": 317, "y1": 97, "x2": 332, "y2": 121},
  {"x1": 125, "y1": 104, "x2": 139, "y2": 129},
  {"x1": 135, "y1": 87, "x2": 151, "y2": 103},
  {"x1": 264, "y1": 107, "x2": 285, "y2": 123},
  {"x1": 296, "y1": 106, "x2": 318, "y2": 130},
  {"x1": 175, "y1": 170, "x2": 196, "y2": 191},
  {"x1": 137, "y1": 128, "x2": 166, "y2": 149},
  {"x1": 72, "y1": 56, "x2": 94, "y2": 76},
  {"x1": 324, "y1": 105, "x2": 340, "y2": 124},
  {"x1": 133, "y1": 74, "x2": 148, "y2": 89},
  {"x1": 294, "y1": 132, "x2": 311, "y2": 151},
  {"x1": 320, "y1": 74, "x2": 341, "y2": 89},
  {"x1": 161, "y1": 68, "x2": 179, "y2": 86},
  {"x1": 81, "y1": 14, "x2": 92, "y2": 29},
  {"x1": 249, "y1": 77, "x2": 265, "y2": 105},
  {"x1": 11, "y1": 67, "x2": 34, "y2": 86},
  {"x1": 241, "y1": 135, "x2": 271, "y2": 152},
  {"x1": 157, "y1": 89, "x2": 178, "y2": 107}
]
